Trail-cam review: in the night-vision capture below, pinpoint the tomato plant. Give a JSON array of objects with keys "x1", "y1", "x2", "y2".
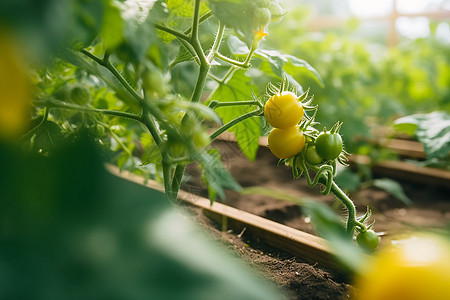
[{"x1": 3, "y1": 0, "x2": 378, "y2": 255}]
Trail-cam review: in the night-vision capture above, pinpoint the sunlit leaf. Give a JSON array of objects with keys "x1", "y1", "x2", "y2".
[
  {"x1": 198, "y1": 148, "x2": 241, "y2": 202},
  {"x1": 372, "y1": 178, "x2": 412, "y2": 206},
  {"x1": 208, "y1": 69, "x2": 261, "y2": 161}
]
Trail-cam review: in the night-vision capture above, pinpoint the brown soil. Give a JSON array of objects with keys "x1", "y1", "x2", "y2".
[{"x1": 181, "y1": 140, "x2": 450, "y2": 300}]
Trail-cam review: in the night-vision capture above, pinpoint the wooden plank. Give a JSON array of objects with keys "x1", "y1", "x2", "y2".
[
  {"x1": 107, "y1": 166, "x2": 338, "y2": 268},
  {"x1": 214, "y1": 134, "x2": 449, "y2": 187},
  {"x1": 384, "y1": 139, "x2": 426, "y2": 159},
  {"x1": 349, "y1": 155, "x2": 450, "y2": 188}
]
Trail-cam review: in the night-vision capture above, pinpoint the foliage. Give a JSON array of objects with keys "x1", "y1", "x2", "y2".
[
  {"x1": 0, "y1": 138, "x2": 283, "y2": 299},
  {"x1": 395, "y1": 111, "x2": 450, "y2": 170},
  {"x1": 0, "y1": 0, "x2": 321, "y2": 203},
  {"x1": 265, "y1": 6, "x2": 450, "y2": 153}
]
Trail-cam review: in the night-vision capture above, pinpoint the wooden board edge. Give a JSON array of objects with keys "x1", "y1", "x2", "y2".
[{"x1": 107, "y1": 165, "x2": 339, "y2": 268}]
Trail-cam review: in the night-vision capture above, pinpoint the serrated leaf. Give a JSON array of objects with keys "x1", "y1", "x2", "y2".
[
  {"x1": 227, "y1": 35, "x2": 250, "y2": 55},
  {"x1": 167, "y1": 0, "x2": 209, "y2": 17},
  {"x1": 334, "y1": 168, "x2": 361, "y2": 193},
  {"x1": 395, "y1": 112, "x2": 450, "y2": 160},
  {"x1": 372, "y1": 178, "x2": 412, "y2": 206},
  {"x1": 198, "y1": 149, "x2": 241, "y2": 203},
  {"x1": 255, "y1": 49, "x2": 324, "y2": 87},
  {"x1": 140, "y1": 133, "x2": 162, "y2": 166},
  {"x1": 170, "y1": 43, "x2": 196, "y2": 68},
  {"x1": 33, "y1": 121, "x2": 64, "y2": 152},
  {"x1": 208, "y1": 69, "x2": 261, "y2": 161},
  {"x1": 119, "y1": 0, "x2": 169, "y2": 60}
]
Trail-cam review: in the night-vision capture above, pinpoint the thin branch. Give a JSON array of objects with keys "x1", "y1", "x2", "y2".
[
  {"x1": 207, "y1": 22, "x2": 226, "y2": 63},
  {"x1": 214, "y1": 52, "x2": 251, "y2": 68},
  {"x1": 210, "y1": 109, "x2": 262, "y2": 140},
  {"x1": 184, "y1": 10, "x2": 213, "y2": 35},
  {"x1": 154, "y1": 24, "x2": 190, "y2": 41},
  {"x1": 34, "y1": 98, "x2": 143, "y2": 122}
]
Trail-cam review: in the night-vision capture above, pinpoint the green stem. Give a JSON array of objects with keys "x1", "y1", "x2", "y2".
[
  {"x1": 80, "y1": 50, "x2": 144, "y2": 105},
  {"x1": 207, "y1": 22, "x2": 226, "y2": 63},
  {"x1": 214, "y1": 52, "x2": 251, "y2": 68},
  {"x1": 171, "y1": 164, "x2": 186, "y2": 197},
  {"x1": 34, "y1": 98, "x2": 143, "y2": 123},
  {"x1": 317, "y1": 176, "x2": 366, "y2": 236},
  {"x1": 210, "y1": 108, "x2": 262, "y2": 140},
  {"x1": 221, "y1": 66, "x2": 238, "y2": 83},
  {"x1": 102, "y1": 56, "x2": 144, "y2": 105},
  {"x1": 208, "y1": 73, "x2": 222, "y2": 83},
  {"x1": 154, "y1": 24, "x2": 190, "y2": 41},
  {"x1": 141, "y1": 110, "x2": 163, "y2": 146},
  {"x1": 174, "y1": 39, "x2": 200, "y2": 66},
  {"x1": 184, "y1": 10, "x2": 213, "y2": 35},
  {"x1": 190, "y1": 62, "x2": 210, "y2": 103},
  {"x1": 208, "y1": 100, "x2": 261, "y2": 109},
  {"x1": 20, "y1": 107, "x2": 49, "y2": 141},
  {"x1": 108, "y1": 126, "x2": 133, "y2": 158},
  {"x1": 162, "y1": 161, "x2": 176, "y2": 202}
]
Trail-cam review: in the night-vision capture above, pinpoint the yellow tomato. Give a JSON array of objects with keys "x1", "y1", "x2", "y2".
[
  {"x1": 0, "y1": 30, "x2": 30, "y2": 141},
  {"x1": 268, "y1": 126, "x2": 305, "y2": 159},
  {"x1": 264, "y1": 91, "x2": 304, "y2": 129},
  {"x1": 353, "y1": 234, "x2": 450, "y2": 300}
]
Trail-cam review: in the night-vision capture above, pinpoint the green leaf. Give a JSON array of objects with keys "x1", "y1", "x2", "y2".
[
  {"x1": 334, "y1": 168, "x2": 361, "y2": 193},
  {"x1": 372, "y1": 178, "x2": 412, "y2": 206},
  {"x1": 167, "y1": 0, "x2": 209, "y2": 17},
  {"x1": 209, "y1": 0, "x2": 253, "y2": 46},
  {"x1": 198, "y1": 149, "x2": 241, "y2": 203},
  {"x1": 227, "y1": 35, "x2": 250, "y2": 55},
  {"x1": 395, "y1": 112, "x2": 450, "y2": 160},
  {"x1": 208, "y1": 69, "x2": 261, "y2": 161},
  {"x1": 255, "y1": 49, "x2": 324, "y2": 87},
  {"x1": 140, "y1": 133, "x2": 162, "y2": 166},
  {"x1": 302, "y1": 201, "x2": 366, "y2": 274},
  {"x1": 101, "y1": 0, "x2": 124, "y2": 49},
  {"x1": 33, "y1": 121, "x2": 64, "y2": 152},
  {"x1": 118, "y1": 0, "x2": 169, "y2": 60},
  {"x1": 170, "y1": 43, "x2": 196, "y2": 68}
]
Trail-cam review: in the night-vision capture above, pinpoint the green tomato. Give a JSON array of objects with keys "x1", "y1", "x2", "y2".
[
  {"x1": 192, "y1": 131, "x2": 210, "y2": 151},
  {"x1": 70, "y1": 85, "x2": 91, "y2": 105},
  {"x1": 315, "y1": 131, "x2": 343, "y2": 160},
  {"x1": 268, "y1": 2, "x2": 286, "y2": 22},
  {"x1": 305, "y1": 145, "x2": 323, "y2": 165},
  {"x1": 255, "y1": 0, "x2": 272, "y2": 8},
  {"x1": 356, "y1": 229, "x2": 379, "y2": 252},
  {"x1": 253, "y1": 7, "x2": 271, "y2": 28},
  {"x1": 143, "y1": 68, "x2": 168, "y2": 97}
]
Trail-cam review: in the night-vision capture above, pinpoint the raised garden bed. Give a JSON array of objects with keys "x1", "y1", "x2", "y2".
[{"x1": 111, "y1": 135, "x2": 450, "y2": 299}]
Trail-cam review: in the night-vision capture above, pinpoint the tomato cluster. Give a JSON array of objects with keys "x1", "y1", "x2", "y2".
[
  {"x1": 265, "y1": 91, "x2": 305, "y2": 158},
  {"x1": 264, "y1": 90, "x2": 344, "y2": 163}
]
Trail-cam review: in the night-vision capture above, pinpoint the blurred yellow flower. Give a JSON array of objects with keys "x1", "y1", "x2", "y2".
[{"x1": 0, "y1": 30, "x2": 30, "y2": 141}]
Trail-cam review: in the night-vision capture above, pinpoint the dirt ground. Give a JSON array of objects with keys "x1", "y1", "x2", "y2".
[{"x1": 181, "y1": 140, "x2": 450, "y2": 300}]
